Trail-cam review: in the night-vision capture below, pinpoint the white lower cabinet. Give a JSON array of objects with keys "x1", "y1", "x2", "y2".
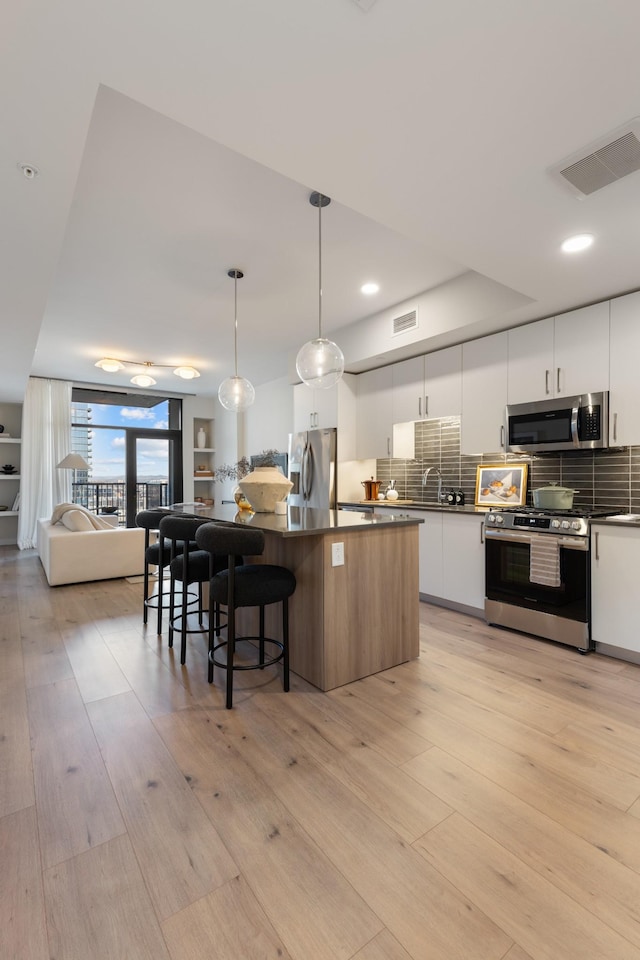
[
  {"x1": 441, "y1": 512, "x2": 485, "y2": 610},
  {"x1": 370, "y1": 507, "x2": 484, "y2": 609},
  {"x1": 591, "y1": 524, "x2": 640, "y2": 655}
]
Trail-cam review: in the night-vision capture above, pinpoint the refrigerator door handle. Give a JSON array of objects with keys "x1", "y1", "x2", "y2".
[
  {"x1": 304, "y1": 445, "x2": 314, "y2": 500},
  {"x1": 301, "y1": 443, "x2": 311, "y2": 500}
]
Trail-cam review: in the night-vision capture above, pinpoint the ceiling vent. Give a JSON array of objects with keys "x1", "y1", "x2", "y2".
[
  {"x1": 392, "y1": 310, "x2": 418, "y2": 336},
  {"x1": 351, "y1": 0, "x2": 378, "y2": 9},
  {"x1": 550, "y1": 120, "x2": 640, "y2": 198}
]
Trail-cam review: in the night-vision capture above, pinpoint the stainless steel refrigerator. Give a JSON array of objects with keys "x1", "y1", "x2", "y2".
[{"x1": 288, "y1": 428, "x2": 337, "y2": 509}]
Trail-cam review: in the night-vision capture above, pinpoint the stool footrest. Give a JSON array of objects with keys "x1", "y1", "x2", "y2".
[{"x1": 210, "y1": 636, "x2": 284, "y2": 672}]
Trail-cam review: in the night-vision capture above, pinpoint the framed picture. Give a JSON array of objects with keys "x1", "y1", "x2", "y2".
[{"x1": 475, "y1": 463, "x2": 528, "y2": 507}]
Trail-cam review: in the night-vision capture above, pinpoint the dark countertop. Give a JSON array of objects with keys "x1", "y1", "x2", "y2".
[
  {"x1": 170, "y1": 502, "x2": 423, "y2": 537},
  {"x1": 340, "y1": 501, "x2": 640, "y2": 528},
  {"x1": 590, "y1": 514, "x2": 640, "y2": 528},
  {"x1": 339, "y1": 500, "x2": 490, "y2": 516}
]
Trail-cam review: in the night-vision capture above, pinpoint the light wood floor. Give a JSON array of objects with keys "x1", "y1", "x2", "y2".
[{"x1": 3, "y1": 546, "x2": 640, "y2": 960}]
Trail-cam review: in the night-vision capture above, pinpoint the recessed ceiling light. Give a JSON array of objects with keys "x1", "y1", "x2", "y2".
[
  {"x1": 17, "y1": 162, "x2": 39, "y2": 180},
  {"x1": 361, "y1": 282, "x2": 380, "y2": 295},
  {"x1": 561, "y1": 233, "x2": 594, "y2": 253}
]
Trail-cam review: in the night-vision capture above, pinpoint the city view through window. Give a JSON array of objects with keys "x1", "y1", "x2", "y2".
[{"x1": 71, "y1": 397, "x2": 175, "y2": 522}]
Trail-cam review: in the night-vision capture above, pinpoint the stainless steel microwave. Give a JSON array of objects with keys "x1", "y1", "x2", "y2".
[{"x1": 505, "y1": 392, "x2": 609, "y2": 453}]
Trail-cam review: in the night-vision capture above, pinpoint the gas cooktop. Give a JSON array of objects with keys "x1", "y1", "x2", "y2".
[{"x1": 491, "y1": 506, "x2": 618, "y2": 519}]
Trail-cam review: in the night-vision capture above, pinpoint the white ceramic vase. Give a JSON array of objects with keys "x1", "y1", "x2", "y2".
[
  {"x1": 197, "y1": 428, "x2": 206, "y2": 449},
  {"x1": 237, "y1": 466, "x2": 293, "y2": 513}
]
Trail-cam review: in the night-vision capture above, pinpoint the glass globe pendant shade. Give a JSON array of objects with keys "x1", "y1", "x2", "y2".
[
  {"x1": 218, "y1": 374, "x2": 256, "y2": 412},
  {"x1": 296, "y1": 337, "x2": 345, "y2": 389}
]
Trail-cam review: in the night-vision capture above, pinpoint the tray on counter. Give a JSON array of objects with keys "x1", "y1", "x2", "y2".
[{"x1": 359, "y1": 499, "x2": 415, "y2": 505}]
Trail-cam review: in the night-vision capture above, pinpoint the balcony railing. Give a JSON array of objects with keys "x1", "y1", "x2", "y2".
[{"x1": 71, "y1": 481, "x2": 169, "y2": 524}]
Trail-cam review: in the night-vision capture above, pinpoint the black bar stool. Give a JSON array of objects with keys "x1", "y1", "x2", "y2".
[
  {"x1": 195, "y1": 523, "x2": 296, "y2": 709},
  {"x1": 135, "y1": 509, "x2": 199, "y2": 635}
]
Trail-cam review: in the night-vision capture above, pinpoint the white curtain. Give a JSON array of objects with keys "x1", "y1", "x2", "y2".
[{"x1": 18, "y1": 378, "x2": 72, "y2": 549}]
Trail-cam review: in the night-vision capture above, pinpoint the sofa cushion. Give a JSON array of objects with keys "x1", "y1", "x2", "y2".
[{"x1": 60, "y1": 509, "x2": 95, "y2": 532}]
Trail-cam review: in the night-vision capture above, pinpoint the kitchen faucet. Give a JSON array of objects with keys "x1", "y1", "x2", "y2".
[{"x1": 422, "y1": 466, "x2": 444, "y2": 503}]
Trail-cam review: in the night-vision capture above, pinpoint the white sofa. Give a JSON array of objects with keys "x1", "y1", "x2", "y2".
[{"x1": 37, "y1": 517, "x2": 145, "y2": 586}]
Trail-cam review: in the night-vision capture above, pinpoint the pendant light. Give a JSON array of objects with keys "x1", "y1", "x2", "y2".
[
  {"x1": 218, "y1": 268, "x2": 256, "y2": 412},
  {"x1": 295, "y1": 192, "x2": 344, "y2": 390}
]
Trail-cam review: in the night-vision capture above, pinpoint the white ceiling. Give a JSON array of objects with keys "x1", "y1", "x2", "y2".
[{"x1": 3, "y1": 0, "x2": 640, "y2": 403}]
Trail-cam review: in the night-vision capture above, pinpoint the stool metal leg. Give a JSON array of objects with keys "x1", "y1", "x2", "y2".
[
  {"x1": 283, "y1": 599, "x2": 290, "y2": 692},
  {"x1": 259, "y1": 606, "x2": 265, "y2": 668},
  {"x1": 168, "y1": 568, "x2": 176, "y2": 649},
  {"x1": 208, "y1": 592, "x2": 215, "y2": 684},
  {"x1": 226, "y1": 604, "x2": 235, "y2": 710},
  {"x1": 180, "y1": 552, "x2": 189, "y2": 665}
]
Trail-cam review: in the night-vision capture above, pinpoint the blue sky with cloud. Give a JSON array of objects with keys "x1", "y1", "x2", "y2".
[{"x1": 74, "y1": 400, "x2": 170, "y2": 479}]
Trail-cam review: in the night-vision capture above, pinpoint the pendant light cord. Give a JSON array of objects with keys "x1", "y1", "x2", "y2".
[
  {"x1": 318, "y1": 195, "x2": 323, "y2": 340},
  {"x1": 233, "y1": 272, "x2": 239, "y2": 377}
]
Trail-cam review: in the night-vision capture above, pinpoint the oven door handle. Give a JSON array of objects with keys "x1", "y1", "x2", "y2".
[
  {"x1": 484, "y1": 529, "x2": 588, "y2": 551},
  {"x1": 484, "y1": 530, "x2": 534, "y2": 546}
]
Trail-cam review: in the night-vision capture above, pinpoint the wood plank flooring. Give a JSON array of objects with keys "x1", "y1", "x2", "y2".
[{"x1": 3, "y1": 545, "x2": 640, "y2": 959}]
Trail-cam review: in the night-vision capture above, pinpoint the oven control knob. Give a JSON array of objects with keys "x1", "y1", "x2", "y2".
[
  {"x1": 561, "y1": 520, "x2": 570, "y2": 529},
  {"x1": 495, "y1": 515, "x2": 504, "y2": 524},
  {"x1": 551, "y1": 519, "x2": 560, "y2": 528},
  {"x1": 571, "y1": 520, "x2": 581, "y2": 531},
  {"x1": 488, "y1": 514, "x2": 496, "y2": 523}
]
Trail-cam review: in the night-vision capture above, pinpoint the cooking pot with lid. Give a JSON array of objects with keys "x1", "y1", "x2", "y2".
[{"x1": 532, "y1": 483, "x2": 579, "y2": 510}]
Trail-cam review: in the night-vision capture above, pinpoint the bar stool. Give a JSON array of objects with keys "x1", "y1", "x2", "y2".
[
  {"x1": 195, "y1": 523, "x2": 296, "y2": 709},
  {"x1": 135, "y1": 509, "x2": 198, "y2": 635}
]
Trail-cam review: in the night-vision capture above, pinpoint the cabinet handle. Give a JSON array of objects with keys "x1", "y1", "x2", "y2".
[
  {"x1": 545, "y1": 370, "x2": 550, "y2": 395},
  {"x1": 595, "y1": 531, "x2": 599, "y2": 561},
  {"x1": 387, "y1": 437, "x2": 391, "y2": 457},
  {"x1": 424, "y1": 395, "x2": 429, "y2": 417},
  {"x1": 613, "y1": 412, "x2": 618, "y2": 443},
  {"x1": 418, "y1": 396, "x2": 421, "y2": 417},
  {"x1": 557, "y1": 367, "x2": 561, "y2": 394},
  {"x1": 500, "y1": 424, "x2": 505, "y2": 449}
]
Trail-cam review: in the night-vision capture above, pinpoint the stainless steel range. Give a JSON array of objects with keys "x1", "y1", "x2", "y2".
[{"x1": 484, "y1": 506, "x2": 615, "y2": 652}]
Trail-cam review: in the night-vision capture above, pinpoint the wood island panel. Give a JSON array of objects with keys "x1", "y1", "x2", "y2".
[{"x1": 240, "y1": 523, "x2": 419, "y2": 691}]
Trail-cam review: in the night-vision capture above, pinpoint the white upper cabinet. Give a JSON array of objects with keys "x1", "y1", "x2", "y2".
[
  {"x1": 392, "y1": 356, "x2": 424, "y2": 423},
  {"x1": 609, "y1": 291, "x2": 640, "y2": 447},
  {"x1": 507, "y1": 303, "x2": 609, "y2": 404},
  {"x1": 293, "y1": 375, "x2": 357, "y2": 460},
  {"x1": 293, "y1": 383, "x2": 317, "y2": 433},
  {"x1": 553, "y1": 302, "x2": 609, "y2": 397},
  {"x1": 424, "y1": 345, "x2": 462, "y2": 418},
  {"x1": 356, "y1": 366, "x2": 394, "y2": 460},
  {"x1": 391, "y1": 346, "x2": 462, "y2": 423},
  {"x1": 461, "y1": 331, "x2": 508, "y2": 455},
  {"x1": 507, "y1": 317, "x2": 554, "y2": 404}
]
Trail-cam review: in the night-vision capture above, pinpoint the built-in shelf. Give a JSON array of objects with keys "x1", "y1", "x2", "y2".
[
  {"x1": 0, "y1": 402, "x2": 23, "y2": 542},
  {"x1": 193, "y1": 417, "x2": 215, "y2": 502}
]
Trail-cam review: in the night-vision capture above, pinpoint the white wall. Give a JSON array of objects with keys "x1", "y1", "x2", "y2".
[{"x1": 245, "y1": 375, "x2": 293, "y2": 458}]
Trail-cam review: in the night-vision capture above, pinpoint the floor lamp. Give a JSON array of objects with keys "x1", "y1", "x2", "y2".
[{"x1": 57, "y1": 453, "x2": 89, "y2": 504}]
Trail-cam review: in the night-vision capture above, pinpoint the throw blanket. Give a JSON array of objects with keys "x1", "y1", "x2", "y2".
[{"x1": 50, "y1": 503, "x2": 115, "y2": 530}]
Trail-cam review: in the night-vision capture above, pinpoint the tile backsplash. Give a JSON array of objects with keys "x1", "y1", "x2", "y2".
[{"x1": 375, "y1": 417, "x2": 639, "y2": 512}]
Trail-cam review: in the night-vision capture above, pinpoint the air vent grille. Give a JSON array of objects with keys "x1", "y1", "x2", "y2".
[
  {"x1": 392, "y1": 310, "x2": 418, "y2": 336},
  {"x1": 551, "y1": 121, "x2": 640, "y2": 198}
]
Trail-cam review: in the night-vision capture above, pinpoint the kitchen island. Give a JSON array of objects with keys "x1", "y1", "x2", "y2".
[{"x1": 172, "y1": 503, "x2": 422, "y2": 691}]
